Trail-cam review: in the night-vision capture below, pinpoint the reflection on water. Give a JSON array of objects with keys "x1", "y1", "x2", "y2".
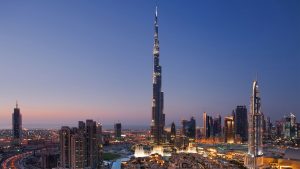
[{"x1": 111, "y1": 157, "x2": 131, "y2": 169}]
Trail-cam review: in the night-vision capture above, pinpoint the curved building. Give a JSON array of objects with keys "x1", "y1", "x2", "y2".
[{"x1": 245, "y1": 80, "x2": 264, "y2": 168}]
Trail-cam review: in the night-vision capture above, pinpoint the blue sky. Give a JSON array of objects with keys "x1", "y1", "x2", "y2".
[{"x1": 0, "y1": 1, "x2": 299, "y2": 128}]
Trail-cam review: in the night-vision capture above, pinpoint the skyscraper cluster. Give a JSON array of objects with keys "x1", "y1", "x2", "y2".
[
  {"x1": 201, "y1": 106, "x2": 248, "y2": 144},
  {"x1": 272, "y1": 113, "x2": 300, "y2": 140},
  {"x1": 59, "y1": 120, "x2": 103, "y2": 169},
  {"x1": 150, "y1": 7, "x2": 166, "y2": 145},
  {"x1": 203, "y1": 113, "x2": 222, "y2": 139}
]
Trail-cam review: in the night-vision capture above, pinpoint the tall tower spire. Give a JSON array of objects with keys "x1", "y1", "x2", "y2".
[
  {"x1": 150, "y1": 6, "x2": 165, "y2": 145},
  {"x1": 245, "y1": 80, "x2": 264, "y2": 169}
]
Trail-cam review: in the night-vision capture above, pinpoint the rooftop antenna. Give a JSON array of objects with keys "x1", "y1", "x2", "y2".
[{"x1": 256, "y1": 72, "x2": 259, "y2": 82}]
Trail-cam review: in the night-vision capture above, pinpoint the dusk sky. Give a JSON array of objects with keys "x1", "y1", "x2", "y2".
[{"x1": 0, "y1": 1, "x2": 299, "y2": 129}]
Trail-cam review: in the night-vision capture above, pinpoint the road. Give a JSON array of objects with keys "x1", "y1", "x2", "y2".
[{"x1": 1, "y1": 151, "x2": 32, "y2": 169}]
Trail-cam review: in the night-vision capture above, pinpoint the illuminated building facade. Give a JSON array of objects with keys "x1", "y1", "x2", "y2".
[
  {"x1": 203, "y1": 112, "x2": 211, "y2": 138},
  {"x1": 150, "y1": 7, "x2": 166, "y2": 145},
  {"x1": 59, "y1": 126, "x2": 71, "y2": 168},
  {"x1": 59, "y1": 120, "x2": 103, "y2": 169},
  {"x1": 245, "y1": 80, "x2": 264, "y2": 169},
  {"x1": 283, "y1": 113, "x2": 298, "y2": 139},
  {"x1": 70, "y1": 133, "x2": 85, "y2": 168},
  {"x1": 224, "y1": 116, "x2": 235, "y2": 143}
]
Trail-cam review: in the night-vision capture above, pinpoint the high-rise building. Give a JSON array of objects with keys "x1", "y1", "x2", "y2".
[
  {"x1": 86, "y1": 120, "x2": 103, "y2": 168},
  {"x1": 275, "y1": 120, "x2": 283, "y2": 138},
  {"x1": 266, "y1": 117, "x2": 272, "y2": 139},
  {"x1": 283, "y1": 116, "x2": 291, "y2": 139},
  {"x1": 234, "y1": 105, "x2": 248, "y2": 142},
  {"x1": 70, "y1": 133, "x2": 85, "y2": 168},
  {"x1": 290, "y1": 113, "x2": 297, "y2": 138},
  {"x1": 114, "y1": 123, "x2": 122, "y2": 140},
  {"x1": 59, "y1": 120, "x2": 102, "y2": 169},
  {"x1": 245, "y1": 80, "x2": 264, "y2": 169},
  {"x1": 203, "y1": 112, "x2": 207, "y2": 138},
  {"x1": 150, "y1": 7, "x2": 166, "y2": 145},
  {"x1": 203, "y1": 112, "x2": 211, "y2": 138},
  {"x1": 171, "y1": 122, "x2": 176, "y2": 137},
  {"x1": 224, "y1": 116, "x2": 235, "y2": 143},
  {"x1": 168, "y1": 122, "x2": 176, "y2": 144},
  {"x1": 78, "y1": 121, "x2": 85, "y2": 133},
  {"x1": 283, "y1": 113, "x2": 298, "y2": 139},
  {"x1": 12, "y1": 102, "x2": 22, "y2": 146},
  {"x1": 212, "y1": 115, "x2": 222, "y2": 137},
  {"x1": 181, "y1": 117, "x2": 196, "y2": 139},
  {"x1": 59, "y1": 126, "x2": 71, "y2": 168}
]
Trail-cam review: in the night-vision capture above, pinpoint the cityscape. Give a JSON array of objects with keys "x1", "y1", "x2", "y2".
[{"x1": 0, "y1": 1, "x2": 300, "y2": 169}]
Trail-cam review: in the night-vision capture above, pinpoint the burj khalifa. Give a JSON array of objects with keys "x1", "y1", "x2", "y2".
[{"x1": 150, "y1": 7, "x2": 165, "y2": 145}]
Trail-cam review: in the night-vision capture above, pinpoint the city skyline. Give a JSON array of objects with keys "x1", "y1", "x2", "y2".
[{"x1": 0, "y1": 1, "x2": 300, "y2": 128}]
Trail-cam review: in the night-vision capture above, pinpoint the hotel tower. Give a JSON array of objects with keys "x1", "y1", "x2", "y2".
[{"x1": 245, "y1": 80, "x2": 264, "y2": 169}]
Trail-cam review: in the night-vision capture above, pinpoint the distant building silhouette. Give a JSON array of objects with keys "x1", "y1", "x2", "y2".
[
  {"x1": 170, "y1": 122, "x2": 176, "y2": 144},
  {"x1": 234, "y1": 105, "x2": 248, "y2": 142},
  {"x1": 213, "y1": 115, "x2": 222, "y2": 137},
  {"x1": 114, "y1": 123, "x2": 122, "y2": 140},
  {"x1": 203, "y1": 112, "x2": 214, "y2": 139},
  {"x1": 182, "y1": 117, "x2": 196, "y2": 139},
  {"x1": 12, "y1": 101, "x2": 22, "y2": 146}
]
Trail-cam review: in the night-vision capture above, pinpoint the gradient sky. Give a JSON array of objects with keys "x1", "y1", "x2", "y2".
[{"x1": 0, "y1": 1, "x2": 299, "y2": 129}]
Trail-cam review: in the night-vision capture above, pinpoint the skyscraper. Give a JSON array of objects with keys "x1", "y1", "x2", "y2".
[
  {"x1": 245, "y1": 80, "x2": 264, "y2": 169},
  {"x1": 150, "y1": 7, "x2": 165, "y2": 145},
  {"x1": 70, "y1": 133, "x2": 85, "y2": 169},
  {"x1": 283, "y1": 113, "x2": 298, "y2": 139},
  {"x1": 234, "y1": 105, "x2": 248, "y2": 142},
  {"x1": 59, "y1": 120, "x2": 103, "y2": 169},
  {"x1": 290, "y1": 113, "x2": 297, "y2": 138},
  {"x1": 171, "y1": 122, "x2": 176, "y2": 137},
  {"x1": 181, "y1": 117, "x2": 196, "y2": 139},
  {"x1": 12, "y1": 102, "x2": 22, "y2": 146},
  {"x1": 224, "y1": 116, "x2": 235, "y2": 143},
  {"x1": 59, "y1": 126, "x2": 71, "y2": 168},
  {"x1": 114, "y1": 123, "x2": 122, "y2": 140},
  {"x1": 203, "y1": 112, "x2": 212, "y2": 138},
  {"x1": 212, "y1": 115, "x2": 222, "y2": 137},
  {"x1": 85, "y1": 120, "x2": 102, "y2": 168}
]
